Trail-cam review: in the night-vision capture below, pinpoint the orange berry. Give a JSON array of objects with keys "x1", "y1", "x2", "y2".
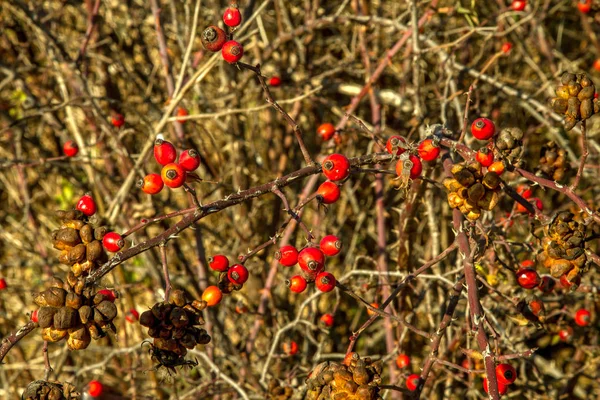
[{"x1": 202, "y1": 286, "x2": 223, "y2": 306}]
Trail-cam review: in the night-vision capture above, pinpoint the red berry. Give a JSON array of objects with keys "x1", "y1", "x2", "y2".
[
  {"x1": 520, "y1": 260, "x2": 535, "y2": 268},
  {"x1": 223, "y1": 6, "x2": 242, "y2": 27},
  {"x1": 228, "y1": 264, "x2": 249, "y2": 285},
  {"x1": 578, "y1": 0, "x2": 592, "y2": 13},
  {"x1": 406, "y1": 374, "x2": 420, "y2": 391},
  {"x1": 269, "y1": 76, "x2": 282, "y2": 87},
  {"x1": 282, "y1": 340, "x2": 298, "y2": 355},
  {"x1": 209, "y1": 255, "x2": 229, "y2": 272},
  {"x1": 201, "y1": 26, "x2": 227, "y2": 52},
  {"x1": 558, "y1": 326, "x2": 573, "y2": 342},
  {"x1": 138, "y1": 173, "x2": 164, "y2": 195},
  {"x1": 287, "y1": 275, "x2": 307, "y2": 293},
  {"x1": 471, "y1": 117, "x2": 496, "y2": 140},
  {"x1": 320, "y1": 235, "x2": 342, "y2": 256},
  {"x1": 317, "y1": 181, "x2": 341, "y2": 204},
  {"x1": 125, "y1": 308, "x2": 139, "y2": 323},
  {"x1": 488, "y1": 161, "x2": 505, "y2": 175},
  {"x1": 154, "y1": 139, "x2": 177, "y2": 166},
  {"x1": 97, "y1": 289, "x2": 117, "y2": 302},
  {"x1": 575, "y1": 309, "x2": 591, "y2": 327},
  {"x1": 417, "y1": 138, "x2": 440, "y2": 162},
  {"x1": 320, "y1": 313, "x2": 334, "y2": 327},
  {"x1": 395, "y1": 354, "x2": 410, "y2": 369},
  {"x1": 528, "y1": 298, "x2": 544, "y2": 317},
  {"x1": 88, "y1": 380, "x2": 104, "y2": 397},
  {"x1": 511, "y1": 0, "x2": 526, "y2": 11},
  {"x1": 560, "y1": 274, "x2": 581, "y2": 290},
  {"x1": 30, "y1": 309, "x2": 39, "y2": 323},
  {"x1": 483, "y1": 377, "x2": 507, "y2": 395},
  {"x1": 298, "y1": 247, "x2": 325, "y2": 276},
  {"x1": 476, "y1": 147, "x2": 494, "y2": 167},
  {"x1": 76, "y1": 194, "x2": 97, "y2": 217},
  {"x1": 538, "y1": 275, "x2": 556, "y2": 293},
  {"x1": 222, "y1": 40, "x2": 244, "y2": 63},
  {"x1": 179, "y1": 149, "x2": 201, "y2": 171},
  {"x1": 385, "y1": 135, "x2": 407, "y2": 155},
  {"x1": 315, "y1": 271, "x2": 336, "y2": 292},
  {"x1": 161, "y1": 163, "x2": 186, "y2": 188},
  {"x1": 367, "y1": 302, "x2": 379, "y2": 317},
  {"x1": 176, "y1": 107, "x2": 189, "y2": 123},
  {"x1": 322, "y1": 154, "x2": 350, "y2": 181},
  {"x1": 496, "y1": 364, "x2": 517, "y2": 385},
  {"x1": 63, "y1": 140, "x2": 79, "y2": 157},
  {"x1": 317, "y1": 123, "x2": 336, "y2": 141},
  {"x1": 102, "y1": 232, "x2": 124, "y2": 252},
  {"x1": 516, "y1": 268, "x2": 540, "y2": 289},
  {"x1": 111, "y1": 113, "x2": 125, "y2": 128},
  {"x1": 275, "y1": 245, "x2": 299, "y2": 267},
  {"x1": 395, "y1": 155, "x2": 422, "y2": 179},
  {"x1": 517, "y1": 186, "x2": 533, "y2": 200},
  {"x1": 0, "y1": 278, "x2": 6, "y2": 290},
  {"x1": 501, "y1": 42, "x2": 512, "y2": 54}
]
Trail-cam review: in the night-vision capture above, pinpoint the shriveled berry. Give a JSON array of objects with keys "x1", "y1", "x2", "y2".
[
  {"x1": 102, "y1": 232, "x2": 124, "y2": 252},
  {"x1": 322, "y1": 153, "x2": 350, "y2": 181},
  {"x1": 223, "y1": 6, "x2": 242, "y2": 27},
  {"x1": 385, "y1": 135, "x2": 407, "y2": 155},
  {"x1": 154, "y1": 139, "x2": 177, "y2": 166},
  {"x1": 471, "y1": 117, "x2": 496, "y2": 140},
  {"x1": 179, "y1": 149, "x2": 201, "y2": 171},
  {"x1": 395, "y1": 155, "x2": 422, "y2": 179},
  {"x1": 317, "y1": 123, "x2": 336, "y2": 141},
  {"x1": 315, "y1": 271, "x2": 336, "y2": 292},
  {"x1": 76, "y1": 194, "x2": 97, "y2": 217},
  {"x1": 496, "y1": 363, "x2": 517, "y2": 385},
  {"x1": 317, "y1": 181, "x2": 341, "y2": 204},
  {"x1": 575, "y1": 309, "x2": 591, "y2": 327},
  {"x1": 320, "y1": 235, "x2": 342, "y2": 256},
  {"x1": 138, "y1": 173, "x2": 164, "y2": 195},
  {"x1": 516, "y1": 268, "x2": 540, "y2": 289},
  {"x1": 209, "y1": 255, "x2": 229, "y2": 272},
  {"x1": 287, "y1": 275, "x2": 307, "y2": 293},
  {"x1": 298, "y1": 247, "x2": 325, "y2": 276},
  {"x1": 161, "y1": 163, "x2": 186, "y2": 188},
  {"x1": 228, "y1": 264, "x2": 249, "y2": 285},
  {"x1": 417, "y1": 138, "x2": 440, "y2": 162},
  {"x1": 222, "y1": 40, "x2": 244, "y2": 63},
  {"x1": 275, "y1": 245, "x2": 298, "y2": 267},
  {"x1": 201, "y1": 26, "x2": 227, "y2": 52},
  {"x1": 538, "y1": 275, "x2": 556, "y2": 293},
  {"x1": 63, "y1": 140, "x2": 79, "y2": 157}
]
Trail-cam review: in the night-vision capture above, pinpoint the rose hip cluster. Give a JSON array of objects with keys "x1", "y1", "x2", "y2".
[
  {"x1": 204, "y1": 255, "x2": 249, "y2": 307},
  {"x1": 138, "y1": 139, "x2": 200, "y2": 194},
  {"x1": 201, "y1": 5, "x2": 244, "y2": 63}
]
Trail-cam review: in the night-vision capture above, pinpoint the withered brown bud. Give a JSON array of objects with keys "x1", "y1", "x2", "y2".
[
  {"x1": 86, "y1": 240, "x2": 103, "y2": 263},
  {"x1": 73, "y1": 279, "x2": 85, "y2": 295},
  {"x1": 95, "y1": 300, "x2": 118, "y2": 321},
  {"x1": 180, "y1": 333, "x2": 198, "y2": 349},
  {"x1": 79, "y1": 224, "x2": 94, "y2": 244},
  {"x1": 169, "y1": 307, "x2": 190, "y2": 329},
  {"x1": 67, "y1": 326, "x2": 91, "y2": 350},
  {"x1": 79, "y1": 305, "x2": 92, "y2": 324},
  {"x1": 140, "y1": 310, "x2": 158, "y2": 327},
  {"x1": 49, "y1": 277, "x2": 64, "y2": 289},
  {"x1": 88, "y1": 323, "x2": 105, "y2": 340},
  {"x1": 68, "y1": 244, "x2": 86, "y2": 265},
  {"x1": 34, "y1": 287, "x2": 67, "y2": 307},
  {"x1": 65, "y1": 292, "x2": 83, "y2": 309},
  {"x1": 94, "y1": 226, "x2": 109, "y2": 241},
  {"x1": 38, "y1": 307, "x2": 59, "y2": 328},
  {"x1": 54, "y1": 307, "x2": 78, "y2": 330},
  {"x1": 169, "y1": 289, "x2": 186, "y2": 307}
]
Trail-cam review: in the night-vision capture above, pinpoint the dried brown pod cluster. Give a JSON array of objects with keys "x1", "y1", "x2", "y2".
[
  {"x1": 537, "y1": 212, "x2": 587, "y2": 285},
  {"x1": 494, "y1": 127, "x2": 523, "y2": 164},
  {"x1": 22, "y1": 380, "x2": 80, "y2": 400},
  {"x1": 550, "y1": 72, "x2": 599, "y2": 131},
  {"x1": 140, "y1": 289, "x2": 211, "y2": 367},
  {"x1": 305, "y1": 353, "x2": 383, "y2": 400},
  {"x1": 33, "y1": 277, "x2": 118, "y2": 350},
  {"x1": 267, "y1": 379, "x2": 293, "y2": 399},
  {"x1": 536, "y1": 141, "x2": 570, "y2": 182},
  {"x1": 443, "y1": 163, "x2": 501, "y2": 221}
]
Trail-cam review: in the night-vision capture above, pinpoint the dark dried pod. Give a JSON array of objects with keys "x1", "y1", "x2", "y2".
[
  {"x1": 467, "y1": 183, "x2": 486, "y2": 202},
  {"x1": 155, "y1": 338, "x2": 179, "y2": 352},
  {"x1": 352, "y1": 360, "x2": 370, "y2": 385},
  {"x1": 79, "y1": 305, "x2": 92, "y2": 324},
  {"x1": 140, "y1": 310, "x2": 158, "y2": 327},
  {"x1": 62, "y1": 219, "x2": 85, "y2": 231},
  {"x1": 42, "y1": 327, "x2": 68, "y2": 342},
  {"x1": 73, "y1": 279, "x2": 85, "y2": 295},
  {"x1": 184, "y1": 306, "x2": 204, "y2": 325},
  {"x1": 88, "y1": 323, "x2": 105, "y2": 340},
  {"x1": 566, "y1": 97, "x2": 581, "y2": 119},
  {"x1": 54, "y1": 307, "x2": 78, "y2": 330},
  {"x1": 580, "y1": 99, "x2": 593, "y2": 120},
  {"x1": 79, "y1": 224, "x2": 94, "y2": 244},
  {"x1": 159, "y1": 328, "x2": 172, "y2": 339},
  {"x1": 65, "y1": 292, "x2": 83, "y2": 309},
  {"x1": 170, "y1": 307, "x2": 190, "y2": 329},
  {"x1": 151, "y1": 302, "x2": 173, "y2": 320},
  {"x1": 94, "y1": 226, "x2": 109, "y2": 241},
  {"x1": 58, "y1": 250, "x2": 70, "y2": 265},
  {"x1": 47, "y1": 385, "x2": 63, "y2": 400},
  {"x1": 52, "y1": 228, "x2": 81, "y2": 250},
  {"x1": 549, "y1": 258, "x2": 572, "y2": 278},
  {"x1": 38, "y1": 307, "x2": 59, "y2": 328},
  {"x1": 191, "y1": 299, "x2": 207, "y2": 312},
  {"x1": 564, "y1": 116, "x2": 577, "y2": 131},
  {"x1": 561, "y1": 73, "x2": 576, "y2": 85},
  {"x1": 101, "y1": 321, "x2": 117, "y2": 335},
  {"x1": 169, "y1": 289, "x2": 186, "y2": 307},
  {"x1": 550, "y1": 97, "x2": 568, "y2": 114},
  {"x1": 86, "y1": 240, "x2": 103, "y2": 262},
  {"x1": 334, "y1": 369, "x2": 353, "y2": 382},
  {"x1": 96, "y1": 300, "x2": 118, "y2": 321},
  {"x1": 64, "y1": 209, "x2": 84, "y2": 220},
  {"x1": 579, "y1": 74, "x2": 593, "y2": 87},
  {"x1": 34, "y1": 287, "x2": 67, "y2": 307},
  {"x1": 148, "y1": 326, "x2": 161, "y2": 338},
  {"x1": 67, "y1": 326, "x2": 91, "y2": 350},
  {"x1": 49, "y1": 276, "x2": 64, "y2": 289},
  {"x1": 195, "y1": 329, "x2": 211, "y2": 345},
  {"x1": 578, "y1": 86, "x2": 595, "y2": 101},
  {"x1": 454, "y1": 169, "x2": 475, "y2": 187},
  {"x1": 172, "y1": 328, "x2": 186, "y2": 339},
  {"x1": 355, "y1": 386, "x2": 375, "y2": 400},
  {"x1": 180, "y1": 333, "x2": 197, "y2": 349},
  {"x1": 68, "y1": 244, "x2": 86, "y2": 264},
  {"x1": 482, "y1": 172, "x2": 500, "y2": 190},
  {"x1": 594, "y1": 98, "x2": 600, "y2": 114},
  {"x1": 201, "y1": 25, "x2": 227, "y2": 52}
]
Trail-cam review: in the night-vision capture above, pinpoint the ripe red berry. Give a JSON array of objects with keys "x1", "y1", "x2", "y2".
[
  {"x1": 222, "y1": 40, "x2": 244, "y2": 63},
  {"x1": 320, "y1": 313, "x2": 334, "y2": 327},
  {"x1": 385, "y1": 135, "x2": 407, "y2": 155},
  {"x1": 496, "y1": 364, "x2": 517, "y2": 385},
  {"x1": 88, "y1": 380, "x2": 104, "y2": 397},
  {"x1": 417, "y1": 138, "x2": 440, "y2": 162},
  {"x1": 282, "y1": 340, "x2": 298, "y2": 356},
  {"x1": 201, "y1": 26, "x2": 227, "y2": 52},
  {"x1": 0, "y1": 278, "x2": 6, "y2": 290},
  {"x1": 558, "y1": 326, "x2": 573, "y2": 342},
  {"x1": 322, "y1": 153, "x2": 351, "y2": 181},
  {"x1": 317, "y1": 181, "x2": 341, "y2": 204},
  {"x1": 275, "y1": 245, "x2": 299, "y2": 267},
  {"x1": 406, "y1": 374, "x2": 420, "y2": 391},
  {"x1": 315, "y1": 271, "x2": 336, "y2": 292},
  {"x1": 223, "y1": 6, "x2": 242, "y2": 27},
  {"x1": 476, "y1": 147, "x2": 494, "y2": 167},
  {"x1": 521, "y1": 260, "x2": 535, "y2": 268},
  {"x1": 483, "y1": 377, "x2": 508, "y2": 395},
  {"x1": 111, "y1": 113, "x2": 125, "y2": 128},
  {"x1": 102, "y1": 232, "x2": 124, "y2": 252},
  {"x1": 161, "y1": 163, "x2": 186, "y2": 188},
  {"x1": 528, "y1": 298, "x2": 544, "y2": 317},
  {"x1": 538, "y1": 275, "x2": 556, "y2": 293},
  {"x1": 228, "y1": 264, "x2": 249, "y2": 285},
  {"x1": 125, "y1": 308, "x2": 139, "y2": 323},
  {"x1": 320, "y1": 235, "x2": 342, "y2": 256},
  {"x1": 176, "y1": 107, "x2": 189, "y2": 123},
  {"x1": 76, "y1": 194, "x2": 97, "y2": 217},
  {"x1": 287, "y1": 275, "x2": 307, "y2": 293},
  {"x1": 578, "y1": 0, "x2": 592, "y2": 13},
  {"x1": 298, "y1": 247, "x2": 325, "y2": 276},
  {"x1": 511, "y1": 0, "x2": 526, "y2": 11},
  {"x1": 97, "y1": 289, "x2": 117, "y2": 302},
  {"x1": 575, "y1": 309, "x2": 591, "y2": 327},
  {"x1": 179, "y1": 149, "x2": 201, "y2": 172},
  {"x1": 501, "y1": 42, "x2": 512, "y2": 54},
  {"x1": 516, "y1": 268, "x2": 540, "y2": 289},
  {"x1": 395, "y1": 354, "x2": 410, "y2": 369},
  {"x1": 471, "y1": 117, "x2": 496, "y2": 140},
  {"x1": 517, "y1": 186, "x2": 533, "y2": 200},
  {"x1": 154, "y1": 139, "x2": 177, "y2": 166},
  {"x1": 269, "y1": 76, "x2": 282, "y2": 87},
  {"x1": 209, "y1": 255, "x2": 229, "y2": 272},
  {"x1": 317, "y1": 123, "x2": 336, "y2": 141},
  {"x1": 395, "y1": 155, "x2": 422, "y2": 179},
  {"x1": 31, "y1": 309, "x2": 39, "y2": 323},
  {"x1": 138, "y1": 173, "x2": 164, "y2": 195},
  {"x1": 63, "y1": 140, "x2": 79, "y2": 157}
]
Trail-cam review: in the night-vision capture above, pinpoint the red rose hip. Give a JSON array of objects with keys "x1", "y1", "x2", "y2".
[
  {"x1": 317, "y1": 181, "x2": 341, "y2": 204},
  {"x1": 208, "y1": 255, "x2": 229, "y2": 272},
  {"x1": 322, "y1": 153, "x2": 350, "y2": 181},
  {"x1": 102, "y1": 232, "x2": 124, "y2": 252},
  {"x1": 222, "y1": 40, "x2": 244, "y2": 63},
  {"x1": 63, "y1": 140, "x2": 79, "y2": 157},
  {"x1": 154, "y1": 139, "x2": 177, "y2": 166},
  {"x1": 76, "y1": 194, "x2": 97, "y2": 217},
  {"x1": 320, "y1": 235, "x2": 342, "y2": 256},
  {"x1": 275, "y1": 245, "x2": 299, "y2": 267},
  {"x1": 516, "y1": 268, "x2": 540, "y2": 289},
  {"x1": 228, "y1": 264, "x2": 249, "y2": 285},
  {"x1": 315, "y1": 271, "x2": 336, "y2": 292},
  {"x1": 471, "y1": 117, "x2": 496, "y2": 140},
  {"x1": 179, "y1": 149, "x2": 201, "y2": 172}
]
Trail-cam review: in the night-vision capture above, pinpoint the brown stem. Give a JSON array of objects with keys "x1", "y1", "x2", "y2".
[
  {"x1": 160, "y1": 244, "x2": 171, "y2": 302},
  {"x1": 570, "y1": 120, "x2": 588, "y2": 191}
]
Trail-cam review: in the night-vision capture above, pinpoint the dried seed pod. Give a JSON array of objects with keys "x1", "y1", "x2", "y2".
[
  {"x1": 555, "y1": 85, "x2": 570, "y2": 99},
  {"x1": 352, "y1": 360, "x2": 370, "y2": 385},
  {"x1": 38, "y1": 307, "x2": 59, "y2": 328},
  {"x1": 566, "y1": 97, "x2": 581, "y2": 119},
  {"x1": 94, "y1": 226, "x2": 109, "y2": 241},
  {"x1": 550, "y1": 97, "x2": 568, "y2": 114},
  {"x1": 195, "y1": 330, "x2": 211, "y2": 345},
  {"x1": 68, "y1": 244, "x2": 86, "y2": 264},
  {"x1": 477, "y1": 190, "x2": 499, "y2": 211},
  {"x1": 67, "y1": 326, "x2": 91, "y2": 350},
  {"x1": 561, "y1": 73, "x2": 576, "y2": 85},
  {"x1": 567, "y1": 82, "x2": 582, "y2": 96},
  {"x1": 180, "y1": 333, "x2": 197, "y2": 349},
  {"x1": 52, "y1": 228, "x2": 81, "y2": 250},
  {"x1": 578, "y1": 86, "x2": 595, "y2": 101},
  {"x1": 86, "y1": 240, "x2": 103, "y2": 262},
  {"x1": 465, "y1": 208, "x2": 482, "y2": 221},
  {"x1": 454, "y1": 169, "x2": 475, "y2": 187},
  {"x1": 71, "y1": 262, "x2": 83, "y2": 277},
  {"x1": 79, "y1": 305, "x2": 92, "y2": 324},
  {"x1": 42, "y1": 327, "x2": 68, "y2": 342},
  {"x1": 49, "y1": 277, "x2": 64, "y2": 289},
  {"x1": 447, "y1": 192, "x2": 464, "y2": 208},
  {"x1": 65, "y1": 292, "x2": 83, "y2": 309},
  {"x1": 169, "y1": 307, "x2": 189, "y2": 329},
  {"x1": 482, "y1": 172, "x2": 500, "y2": 190},
  {"x1": 95, "y1": 300, "x2": 118, "y2": 321},
  {"x1": 140, "y1": 310, "x2": 158, "y2": 327},
  {"x1": 467, "y1": 183, "x2": 486, "y2": 202},
  {"x1": 34, "y1": 287, "x2": 67, "y2": 307},
  {"x1": 442, "y1": 178, "x2": 464, "y2": 192},
  {"x1": 88, "y1": 323, "x2": 105, "y2": 340},
  {"x1": 594, "y1": 98, "x2": 600, "y2": 114},
  {"x1": 73, "y1": 280, "x2": 85, "y2": 295},
  {"x1": 564, "y1": 116, "x2": 576, "y2": 131},
  {"x1": 54, "y1": 307, "x2": 78, "y2": 330},
  {"x1": 549, "y1": 259, "x2": 572, "y2": 278},
  {"x1": 191, "y1": 299, "x2": 207, "y2": 312},
  {"x1": 580, "y1": 99, "x2": 593, "y2": 119},
  {"x1": 169, "y1": 290, "x2": 186, "y2": 307},
  {"x1": 79, "y1": 224, "x2": 94, "y2": 244}
]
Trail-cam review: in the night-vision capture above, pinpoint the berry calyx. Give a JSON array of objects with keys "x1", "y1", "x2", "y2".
[
  {"x1": 88, "y1": 380, "x2": 104, "y2": 397},
  {"x1": 76, "y1": 193, "x2": 97, "y2": 217},
  {"x1": 320, "y1": 235, "x2": 342, "y2": 256},
  {"x1": 395, "y1": 154, "x2": 422, "y2": 180},
  {"x1": 575, "y1": 308, "x2": 591, "y2": 327},
  {"x1": 31, "y1": 309, "x2": 39, "y2": 323},
  {"x1": 176, "y1": 107, "x2": 189, "y2": 123},
  {"x1": 417, "y1": 138, "x2": 440, "y2": 162},
  {"x1": 201, "y1": 26, "x2": 227, "y2": 52},
  {"x1": 63, "y1": 140, "x2": 79, "y2": 157},
  {"x1": 287, "y1": 275, "x2": 307, "y2": 293},
  {"x1": 111, "y1": 113, "x2": 125, "y2": 128},
  {"x1": 275, "y1": 245, "x2": 299, "y2": 267},
  {"x1": 317, "y1": 123, "x2": 336, "y2": 141},
  {"x1": 208, "y1": 255, "x2": 229, "y2": 272},
  {"x1": 202, "y1": 285, "x2": 223, "y2": 306},
  {"x1": 228, "y1": 264, "x2": 249, "y2": 285},
  {"x1": 322, "y1": 153, "x2": 351, "y2": 181},
  {"x1": 395, "y1": 354, "x2": 410, "y2": 369},
  {"x1": 102, "y1": 232, "x2": 124, "y2": 253},
  {"x1": 320, "y1": 313, "x2": 334, "y2": 327},
  {"x1": 125, "y1": 308, "x2": 139, "y2": 323},
  {"x1": 577, "y1": 0, "x2": 592, "y2": 13},
  {"x1": 282, "y1": 340, "x2": 298, "y2": 356},
  {"x1": 496, "y1": 363, "x2": 517, "y2": 385},
  {"x1": 179, "y1": 149, "x2": 201, "y2": 172},
  {"x1": 385, "y1": 135, "x2": 407, "y2": 155},
  {"x1": 406, "y1": 374, "x2": 420, "y2": 391},
  {"x1": 317, "y1": 181, "x2": 341, "y2": 204},
  {"x1": 97, "y1": 289, "x2": 117, "y2": 302},
  {"x1": 501, "y1": 42, "x2": 512, "y2": 54},
  {"x1": 222, "y1": 40, "x2": 244, "y2": 63},
  {"x1": 483, "y1": 377, "x2": 507, "y2": 395},
  {"x1": 154, "y1": 139, "x2": 177, "y2": 166},
  {"x1": 269, "y1": 76, "x2": 282, "y2": 87},
  {"x1": 161, "y1": 163, "x2": 186, "y2": 188},
  {"x1": 516, "y1": 268, "x2": 541, "y2": 289},
  {"x1": 138, "y1": 173, "x2": 164, "y2": 195},
  {"x1": 315, "y1": 271, "x2": 336, "y2": 292},
  {"x1": 223, "y1": 6, "x2": 242, "y2": 27},
  {"x1": 0, "y1": 278, "x2": 6, "y2": 290},
  {"x1": 471, "y1": 117, "x2": 496, "y2": 140},
  {"x1": 298, "y1": 247, "x2": 325, "y2": 276},
  {"x1": 476, "y1": 147, "x2": 494, "y2": 167},
  {"x1": 511, "y1": 0, "x2": 526, "y2": 11}
]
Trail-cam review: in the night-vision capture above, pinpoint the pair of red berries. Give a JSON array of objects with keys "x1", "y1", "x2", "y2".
[
  {"x1": 208, "y1": 255, "x2": 249, "y2": 286},
  {"x1": 384, "y1": 135, "x2": 425, "y2": 180},
  {"x1": 483, "y1": 363, "x2": 517, "y2": 396},
  {"x1": 287, "y1": 270, "x2": 336, "y2": 293},
  {"x1": 76, "y1": 194, "x2": 124, "y2": 252}
]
